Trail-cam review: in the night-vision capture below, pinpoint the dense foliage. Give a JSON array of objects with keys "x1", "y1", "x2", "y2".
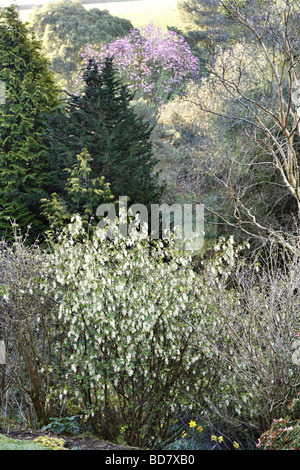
[{"x1": 257, "y1": 393, "x2": 300, "y2": 450}]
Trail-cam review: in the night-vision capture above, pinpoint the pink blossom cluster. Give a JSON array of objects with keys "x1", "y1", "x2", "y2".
[{"x1": 82, "y1": 23, "x2": 200, "y2": 105}]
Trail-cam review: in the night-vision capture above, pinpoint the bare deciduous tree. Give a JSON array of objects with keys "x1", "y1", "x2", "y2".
[{"x1": 181, "y1": 0, "x2": 300, "y2": 250}]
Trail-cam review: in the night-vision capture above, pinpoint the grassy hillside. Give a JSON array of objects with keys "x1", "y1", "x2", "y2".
[
  {"x1": 85, "y1": 0, "x2": 184, "y2": 30},
  {"x1": 19, "y1": 0, "x2": 185, "y2": 30}
]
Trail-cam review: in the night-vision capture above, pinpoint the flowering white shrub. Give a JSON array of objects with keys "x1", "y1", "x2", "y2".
[
  {"x1": 2, "y1": 217, "x2": 298, "y2": 445},
  {"x1": 42, "y1": 217, "x2": 299, "y2": 444},
  {"x1": 41, "y1": 215, "x2": 210, "y2": 448}
]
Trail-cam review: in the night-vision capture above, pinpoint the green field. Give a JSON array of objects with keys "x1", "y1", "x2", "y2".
[
  {"x1": 19, "y1": 0, "x2": 186, "y2": 30},
  {"x1": 85, "y1": 0, "x2": 184, "y2": 30}
]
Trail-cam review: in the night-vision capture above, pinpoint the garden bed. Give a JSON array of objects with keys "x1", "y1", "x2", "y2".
[{"x1": 0, "y1": 422, "x2": 137, "y2": 450}]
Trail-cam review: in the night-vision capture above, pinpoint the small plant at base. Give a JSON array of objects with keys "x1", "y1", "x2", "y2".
[
  {"x1": 41, "y1": 416, "x2": 81, "y2": 435},
  {"x1": 32, "y1": 436, "x2": 67, "y2": 450}
]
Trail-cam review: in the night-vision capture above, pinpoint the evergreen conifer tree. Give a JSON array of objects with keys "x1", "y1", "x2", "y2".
[
  {"x1": 48, "y1": 57, "x2": 162, "y2": 210},
  {"x1": 0, "y1": 6, "x2": 60, "y2": 237}
]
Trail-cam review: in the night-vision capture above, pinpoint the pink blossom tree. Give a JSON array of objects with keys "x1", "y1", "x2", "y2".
[{"x1": 82, "y1": 23, "x2": 200, "y2": 105}]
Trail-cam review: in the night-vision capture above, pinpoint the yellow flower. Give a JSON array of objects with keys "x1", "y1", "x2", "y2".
[
  {"x1": 197, "y1": 426, "x2": 203, "y2": 432},
  {"x1": 211, "y1": 435, "x2": 217, "y2": 441},
  {"x1": 181, "y1": 432, "x2": 186, "y2": 438},
  {"x1": 218, "y1": 436, "x2": 223, "y2": 443},
  {"x1": 189, "y1": 420, "x2": 197, "y2": 428},
  {"x1": 233, "y1": 441, "x2": 239, "y2": 449}
]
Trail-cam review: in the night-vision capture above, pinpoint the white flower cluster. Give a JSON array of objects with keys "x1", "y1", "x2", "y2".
[{"x1": 41, "y1": 215, "x2": 207, "y2": 412}]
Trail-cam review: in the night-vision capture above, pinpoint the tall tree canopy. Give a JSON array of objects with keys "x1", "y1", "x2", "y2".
[
  {"x1": 0, "y1": 5, "x2": 61, "y2": 238},
  {"x1": 28, "y1": 0, "x2": 133, "y2": 92}
]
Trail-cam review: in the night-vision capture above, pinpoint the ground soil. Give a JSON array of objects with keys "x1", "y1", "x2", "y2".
[{"x1": 0, "y1": 422, "x2": 138, "y2": 450}]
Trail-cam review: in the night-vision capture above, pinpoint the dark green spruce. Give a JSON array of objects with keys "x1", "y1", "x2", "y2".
[{"x1": 47, "y1": 57, "x2": 162, "y2": 211}]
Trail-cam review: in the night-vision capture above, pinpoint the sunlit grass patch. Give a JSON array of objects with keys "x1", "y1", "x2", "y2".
[
  {"x1": 0, "y1": 434, "x2": 53, "y2": 450},
  {"x1": 19, "y1": 0, "x2": 186, "y2": 30}
]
